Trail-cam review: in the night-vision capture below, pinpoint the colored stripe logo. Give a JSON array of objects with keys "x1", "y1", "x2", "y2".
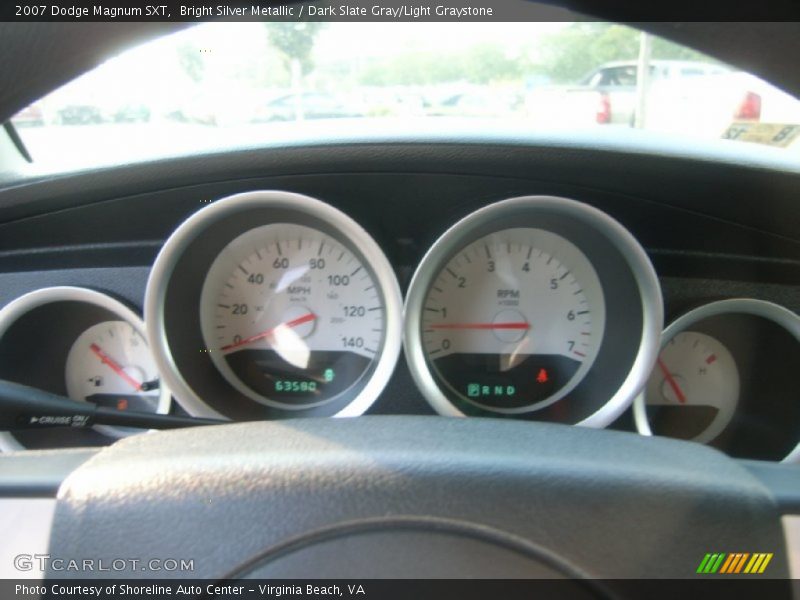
[{"x1": 697, "y1": 553, "x2": 773, "y2": 574}]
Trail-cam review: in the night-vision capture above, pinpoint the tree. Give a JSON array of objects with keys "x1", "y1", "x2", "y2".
[
  {"x1": 462, "y1": 43, "x2": 525, "y2": 84},
  {"x1": 264, "y1": 22, "x2": 326, "y2": 76},
  {"x1": 357, "y1": 43, "x2": 526, "y2": 87},
  {"x1": 359, "y1": 52, "x2": 461, "y2": 86},
  {"x1": 539, "y1": 23, "x2": 717, "y2": 84},
  {"x1": 177, "y1": 42, "x2": 205, "y2": 83},
  {"x1": 263, "y1": 23, "x2": 326, "y2": 120}
]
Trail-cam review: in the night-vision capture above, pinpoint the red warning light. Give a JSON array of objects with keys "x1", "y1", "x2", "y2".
[
  {"x1": 536, "y1": 368, "x2": 549, "y2": 384},
  {"x1": 117, "y1": 398, "x2": 129, "y2": 411}
]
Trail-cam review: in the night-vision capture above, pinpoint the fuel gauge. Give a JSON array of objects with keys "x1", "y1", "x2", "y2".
[
  {"x1": 66, "y1": 319, "x2": 169, "y2": 438},
  {"x1": 0, "y1": 287, "x2": 173, "y2": 451}
]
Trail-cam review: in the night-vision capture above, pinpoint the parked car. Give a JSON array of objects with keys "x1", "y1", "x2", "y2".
[
  {"x1": 525, "y1": 59, "x2": 800, "y2": 141},
  {"x1": 54, "y1": 103, "x2": 104, "y2": 125},
  {"x1": 251, "y1": 92, "x2": 362, "y2": 122},
  {"x1": 525, "y1": 60, "x2": 730, "y2": 127},
  {"x1": 644, "y1": 70, "x2": 800, "y2": 140},
  {"x1": 112, "y1": 103, "x2": 151, "y2": 123},
  {"x1": 10, "y1": 102, "x2": 45, "y2": 127},
  {"x1": 428, "y1": 89, "x2": 520, "y2": 118},
  {"x1": 360, "y1": 88, "x2": 427, "y2": 117}
]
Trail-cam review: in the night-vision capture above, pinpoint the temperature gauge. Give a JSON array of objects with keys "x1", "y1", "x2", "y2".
[{"x1": 635, "y1": 331, "x2": 740, "y2": 444}]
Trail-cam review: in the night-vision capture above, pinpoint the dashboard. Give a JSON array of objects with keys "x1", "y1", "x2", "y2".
[
  {"x1": 0, "y1": 134, "x2": 799, "y2": 464},
  {"x1": 4, "y1": 18, "x2": 800, "y2": 587}
]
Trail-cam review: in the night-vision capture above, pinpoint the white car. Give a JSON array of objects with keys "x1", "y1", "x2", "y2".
[{"x1": 526, "y1": 60, "x2": 800, "y2": 145}]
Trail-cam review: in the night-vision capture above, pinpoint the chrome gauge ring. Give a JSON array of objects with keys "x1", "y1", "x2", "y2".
[
  {"x1": 145, "y1": 190, "x2": 403, "y2": 420},
  {"x1": 0, "y1": 286, "x2": 171, "y2": 451},
  {"x1": 404, "y1": 195, "x2": 663, "y2": 427},
  {"x1": 634, "y1": 298, "x2": 800, "y2": 462}
]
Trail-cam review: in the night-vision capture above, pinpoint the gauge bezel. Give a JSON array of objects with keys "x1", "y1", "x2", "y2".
[
  {"x1": 633, "y1": 298, "x2": 800, "y2": 463},
  {"x1": 145, "y1": 190, "x2": 403, "y2": 420},
  {"x1": 0, "y1": 286, "x2": 171, "y2": 451},
  {"x1": 404, "y1": 195, "x2": 663, "y2": 427}
]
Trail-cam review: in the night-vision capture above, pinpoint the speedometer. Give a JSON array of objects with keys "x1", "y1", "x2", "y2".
[
  {"x1": 404, "y1": 195, "x2": 662, "y2": 426},
  {"x1": 199, "y1": 223, "x2": 385, "y2": 409},
  {"x1": 146, "y1": 191, "x2": 402, "y2": 420}
]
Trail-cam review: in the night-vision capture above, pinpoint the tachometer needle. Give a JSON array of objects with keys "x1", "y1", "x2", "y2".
[
  {"x1": 429, "y1": 322, "x2": 530, "y2": 330},
  {"x1": 657, "y1": 357, "x2": 686, "y2": 404},
  {"x1": 220, "y1": 312, "x2": 317, "y2": 352},
  {"x1": 89, "y1": 343, "x2": 143, "y2": 392}
]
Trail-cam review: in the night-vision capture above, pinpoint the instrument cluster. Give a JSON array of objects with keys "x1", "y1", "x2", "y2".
[{"x1": 0, "y1": 190, "x2": 797, "y2": 463}]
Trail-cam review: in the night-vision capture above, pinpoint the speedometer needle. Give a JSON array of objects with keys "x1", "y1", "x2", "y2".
[
  {"x1": 657, "y1": 357, "x2": 686, "y2": 404},
  {"x1": 89, "y1": 343, "x2": 143, "y2": 392},
  {"x1": 429, "y1": 322, "x2": 530, "y2": 330},
  {"x1": 220, "y1": 312, "x2": 317, "y2": 352}
]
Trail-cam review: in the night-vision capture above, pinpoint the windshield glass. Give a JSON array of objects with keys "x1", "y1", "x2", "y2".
[{"x1": 11, "y1": 22, "x2": 800, "y2": 169}]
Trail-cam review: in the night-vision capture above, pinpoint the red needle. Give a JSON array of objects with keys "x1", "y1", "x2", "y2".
[
  {"x1": 429, "y1": 322, "x2": 530, "y2": 330},
  {"x1": 657, "y1": 357, "x2": 686, "y2": 404},
  {"x1": 220, "y1": 312, "x2": 316, "y2": 352},
  {"x1": 89, "y1": 343, "x2": 143, "y2": 392}
]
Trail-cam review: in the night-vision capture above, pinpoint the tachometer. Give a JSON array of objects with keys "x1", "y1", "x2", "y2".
[
  {"x1": 420, "y1": 228, "x2": 605, "y2": 413},
  {"x1": 146, "y1": 190, "x2": 402, "y2": 420},
  {"x1": 404, "y1": 195, "x2": 662, "y2": 426}
]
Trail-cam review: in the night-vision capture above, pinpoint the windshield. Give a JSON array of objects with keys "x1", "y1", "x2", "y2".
[{"x1": 10, "y1": 22, "x2": 800, "y2": 170}]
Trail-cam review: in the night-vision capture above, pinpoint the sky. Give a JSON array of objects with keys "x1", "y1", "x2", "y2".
[
  {"x1": 43, "y1": 21, "x2": 574, "y2": 106},
  {"x1": 141, "y1": 21, "x2": 571, "y2": 64}
]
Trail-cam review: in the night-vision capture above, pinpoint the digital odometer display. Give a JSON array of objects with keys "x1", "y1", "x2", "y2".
[
  {"x1": 199, "y1": 223, "x2": 385, "y2": 409},
  {"x1": 421, "y1": 228, "x2": 606, "y2": 413}
]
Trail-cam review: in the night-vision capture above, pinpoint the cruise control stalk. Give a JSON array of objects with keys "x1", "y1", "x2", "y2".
[{"x1": 0, "y1": 379, "x2": 225, "y2": 431}]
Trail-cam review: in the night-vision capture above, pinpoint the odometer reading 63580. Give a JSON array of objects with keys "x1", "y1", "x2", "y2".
[
  {"x1": 199, "y1": 223, "x2": 385, "y2": 409},
  {"x1": 421, "y1": 228, "x2": 606, "y2": 413}
]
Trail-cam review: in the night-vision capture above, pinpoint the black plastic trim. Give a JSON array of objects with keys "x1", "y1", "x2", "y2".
[
  {"x1": 1, "y1": 433, "x2": 798, "y2": 528},
  {"x1": 741, "y1": 460, "x2": 800, "y2": 515}
]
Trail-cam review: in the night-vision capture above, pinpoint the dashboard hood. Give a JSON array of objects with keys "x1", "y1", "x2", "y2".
[{"x1": 3, "y1": 119, "x2": 800, "y2": 190}]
